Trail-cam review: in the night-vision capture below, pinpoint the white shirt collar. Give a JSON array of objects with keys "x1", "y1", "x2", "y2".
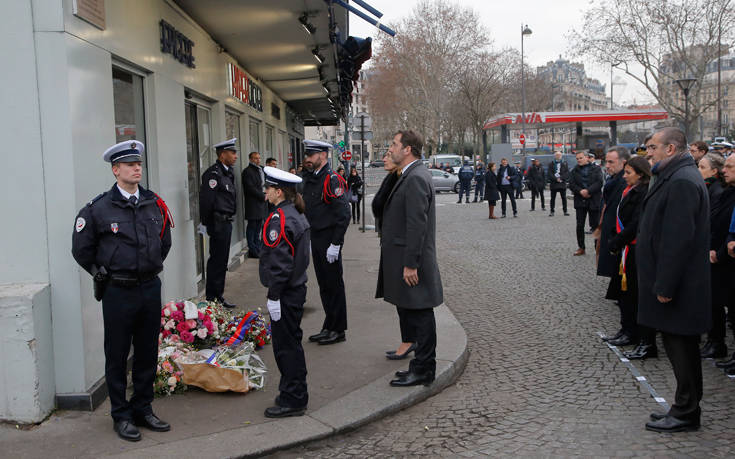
[
  {"x1": 117, "y1": 184, "x2": 140, "y2": 200},
  {"x1": 401, "y1": 159, "x2": 418, "y2": 175}
]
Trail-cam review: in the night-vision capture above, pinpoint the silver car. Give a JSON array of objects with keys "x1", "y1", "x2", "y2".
[{"x1": 430, "y1": 168, "x2": 460, "y2": 193}]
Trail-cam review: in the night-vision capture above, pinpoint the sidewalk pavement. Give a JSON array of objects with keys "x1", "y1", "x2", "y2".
[{"x1": 0, "y1": 222, "x2": 468, "y2": 459}]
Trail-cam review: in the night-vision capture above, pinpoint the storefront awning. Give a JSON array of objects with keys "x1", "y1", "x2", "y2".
[
  {"x1": 483, "y1": 109, "x2": 669, "y2": 130},
  {"x1": 174, "y1": 0, "x2": 348, "y2": 125}
]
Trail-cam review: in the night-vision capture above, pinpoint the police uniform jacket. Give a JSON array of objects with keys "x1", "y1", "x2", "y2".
[
  {"x1": 72, "y1": 184, "x2": 172, "y2": 276},
  {"x1": 636, "y1": 154, "x2": 711, "y2": 335},
  {"x1": 259, "y1": 201, "x2": 310, "y2": 300},
  {"x1": 200, "y1": 161, "x2": 236, "y2": 226},
  {"x1": 302, "y1": 165, "x2": 351, "y2": 245},
  {"x1": 376, "y1": 161, "x2": 443, "y2": 310},
  {"x1": 458, "y1": 165, "x2": 474, "y2": 182}
]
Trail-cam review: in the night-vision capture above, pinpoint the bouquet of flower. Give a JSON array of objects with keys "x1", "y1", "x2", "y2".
[
  {"x1": 176, "y1": 341, "x2": 267, "y2": 391},
  {"x1": 160, "y1": 300, "x2": 224, "y2": 347},
  {"x1": 154, "y1": 344, "x2": 190, "y2": 396},
  {"x1": 220, "y1": 310, "x2": 272, "y2": 349}
]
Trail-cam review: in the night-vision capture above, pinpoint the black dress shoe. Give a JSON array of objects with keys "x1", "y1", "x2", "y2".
[
  {"x1": 701, "y1": 341, "x2": 728, "y2": 359},
  {"x1": 395, "y1": 370, "x2": 410, "y2": 378},
  {"x1": 715, "y1": 354, "x2": 735, "y2": 368},
  {"x1": 308, "y1": 329, "x2": 330, "y2": 342},
  {"x1": 624, "y1": 343, "x2": 658, "y2": 360},
  {"x1": 218, "y1": 298, "x2": 236, "y2": 309},
  {"x1": 134, "y1": 413, "x2": 170, "y2": 432},
  {"x1": 264, "y1": 405, "x2": 306, "y2": 418},
  {"x1": 601, "y1": 329, "x2": 624, "y2": 342},
  {"x1": 725, "y1": 365, "x2": 735, "y2": 376},
  {"x1": 649, "y1": 411, "x2": 667, "y2": 421},
  {"x1": 386, "y1": 343, "x2": 416, "y2": 360},
  {"x1": 318, "y1": 331, "x2": 346, "y2": 345},
  {"x1": 645, "y1": 415, "x2": 699, "y2": 433},
  {"x1": 564, "y1": 212, "x2": 570, "y2": 216},
  {"x1": 389, "y1": 370, "x2": 434, "y2": 387},
  {"x1": 608, "y1": 334, "x2": 635, "y2": 347},
  {"x1": 114, "y1": 420, "x2": 141, "y2": 442}
]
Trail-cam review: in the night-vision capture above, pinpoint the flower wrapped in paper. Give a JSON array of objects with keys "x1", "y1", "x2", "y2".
[{"x1": 174, "y1": 341, "x2": 267, "y2": 392}]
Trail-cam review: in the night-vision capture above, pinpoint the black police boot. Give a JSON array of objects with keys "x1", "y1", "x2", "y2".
[
  {"x1": 114, "y1": 420, "x2": 141, "y2": 442},
  {"x1": 318, "y1": 331, "x2": 346, "y2": 345},
  {"x1": 218, "y1": 297, "x2": 236, "y2": 309},
  {"x1": 701, "y1": 341, "x2": 727, "y2": 359},
  {"x1": 264, "y1": 405, "x2": 306, "y2": 418},
  {"x1": 308, "y1": 329, "x2": 330, "y2": 342},
  {"x1": 133, "y1": 413, "x2": 170, "y2": 432}
]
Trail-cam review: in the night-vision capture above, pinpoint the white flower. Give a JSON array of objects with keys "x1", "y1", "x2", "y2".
[
  {"x1": 196, "y1": 328, "x2": 208, "y2": 339},
  {"x1": 164, "y1": 320, "x2": 175, "y2": 331},
  {"x1": 167, "y1": 376, "x2": 177, "y2": 386}
]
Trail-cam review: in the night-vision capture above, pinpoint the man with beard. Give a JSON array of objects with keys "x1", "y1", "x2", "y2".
[{"x1": 301, "y1": 140, "x2": 351, "y2": 345}]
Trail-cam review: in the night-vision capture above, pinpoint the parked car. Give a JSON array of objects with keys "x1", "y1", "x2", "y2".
[
  {"x1": 369, "y1": 159, "x2": 385, "y2": 168},
  {"x1": 430, "y1": 168, "x2": 461, "y2": 193}
]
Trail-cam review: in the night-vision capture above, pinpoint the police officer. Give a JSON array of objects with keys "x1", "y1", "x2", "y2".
[
  {"x1": 301, "y1": 140, "x2": 351, "y2": 345},
  {"x1": 72, "y1": 140, "x2": 173, "y2": 441},
  {"x1": 457, "y1": 160, "x2": 474, "y2": 203},
  {"x1": 200, "y1": 138, "x2": 238, "y2": 308},
  {"x1": 259, "y1": 166, "x2": 311, "y2": 418},
  {"x1": 513, "y1": 160, "x2": 525, "y2": 199},
  {"x1": 472, "y1": 162, "x2": 485, "y2": 202}
]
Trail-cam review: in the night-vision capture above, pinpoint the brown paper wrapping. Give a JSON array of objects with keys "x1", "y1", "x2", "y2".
[{"x1": 180, "y1": 363, "x2": 249, "y2": 393}]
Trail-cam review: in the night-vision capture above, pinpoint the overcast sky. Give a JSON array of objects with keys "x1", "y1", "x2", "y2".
[{"x1": 348, "y1": 0, "x2": 656, "y2": 107}]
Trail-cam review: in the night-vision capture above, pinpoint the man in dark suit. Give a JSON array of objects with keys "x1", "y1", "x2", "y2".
[
  {"x1": 597, "y1": 146, "x2": 631, "y2": 345},
  {"x1": 496, "y1": 158, "x2": 517, "y2": 218},
  {"x1": 377, "y1": 130, "x2": 444, "y2": 387},
  {"x1": 569, "y1": 151, "x2": 603, "y2": 256},
  {"x1": 547, "y1": 151, "x2": 570, "y2": 216},
  {"x1": 241, "y1": 151, "x2": 267, "y2": 258},
  {"x1": 638, "y1": 127, "x2": 711, "y2": 433},
  {"x1": 527, "y1": 158, "x2": 546, "y2": 211}
]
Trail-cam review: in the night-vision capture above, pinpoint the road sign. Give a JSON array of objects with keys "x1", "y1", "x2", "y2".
[
  {"x1": 352, "y1": 112, "x2": 372, "y2": 129},
  {"x1": 338, "y1": 140, "x2": 345, "y2": 148},
  {"x1": 342, "y1": 151, "x2": 352, "y2": 161},
  {"x1": 353, "y1": 131, "x2": 374, "y2": 141},
  {"x1": 519, "y1": 134, "x2": 526, "y2": 145}
]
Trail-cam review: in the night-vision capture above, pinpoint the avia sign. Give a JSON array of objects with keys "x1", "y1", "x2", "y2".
[{"x1": 513, "y1": 112, "x2": 546, "y2": 124}]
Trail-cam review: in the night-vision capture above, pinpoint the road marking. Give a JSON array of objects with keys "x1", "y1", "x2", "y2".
[{"x1": 596, "y1": 331, "x2": 670, "y2": 411}]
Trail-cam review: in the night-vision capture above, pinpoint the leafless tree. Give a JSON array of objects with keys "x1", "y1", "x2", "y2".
[{"x1": 570, "y1": 0, "x2": 735, "y2": 135}]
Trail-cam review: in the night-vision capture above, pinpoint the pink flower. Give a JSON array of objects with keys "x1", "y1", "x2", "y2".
[
  {"x1": 161, "y1": 317, "x2": 166, "y2": 326},
  {"x1": 167, "y1": 334, "x2": 180, "y2": 343},
  {"x1": 198, "y1": 311, "x2": 205, "y2": 320},
  {"x1": 163, "y1": 308, "x2": 171, "y2": 317},
  {"x1": 186, "y1": 319, "x2": 197, "y2": 329},
  {"x1": 176, "y1": 302, "x2": 185, "y2": 310},
  {"x1": 180, "y1": 331, "x2": 195, "y2": 343},
  {"x1": 176, "y1": 322, "x2": 190, "y2": 333},
  {"x1": 205, "y1": 322, "x2": 215, "y2": 333},
  {"x1": 171, "y1": 310, "x2": 185, "y2": 322},
  {"x1": 196, "y1": 328, "x2": 208, "y2": 339},
  {"x1": 162, "y1": 361, "x2": 174, "y2": 373},
  {"x1": 164, "y1": 320, "x2": 176, "y2": 331}
]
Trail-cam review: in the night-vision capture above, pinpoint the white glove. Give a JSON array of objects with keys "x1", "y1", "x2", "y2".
[
  {"x1": 326, "y1": 244, "x2": 341, "y2": 263},
  {"x1": 267, "y1": 299, "x2": 281, "y2": 321}
]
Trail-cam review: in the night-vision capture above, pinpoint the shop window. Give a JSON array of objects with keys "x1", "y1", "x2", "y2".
[{"x1": 112, "y1": 66, "x2": 148, "y2": 187}]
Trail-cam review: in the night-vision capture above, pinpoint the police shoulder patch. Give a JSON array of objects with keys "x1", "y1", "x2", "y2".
[
  {"x1": 209, "y1": 179, "x2": 217, "y2": 189},
  {"x1": 75, "y1": 217, "x2": 86, "y2": 232},
  {"x1": 268, "y1": 229, "x2": 278, "y2": 242}
]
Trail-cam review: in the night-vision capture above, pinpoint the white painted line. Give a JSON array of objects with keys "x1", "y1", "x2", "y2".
[
  {"x1": 620, "y1": 358, "x2": 630, "y2": 363},
  {"x1": 636, "y1": 376, "x2": 646, "y2": 382},
  {"x1": 654, "y1": 397, "x2": 666, "y2": 403}
]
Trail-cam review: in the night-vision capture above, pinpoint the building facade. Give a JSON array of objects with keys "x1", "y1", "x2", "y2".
[
  {"x1": 1, "y1": 0, "x2": 350, "y2": 423},
  {"x1": 537, "y1": 56, "x2": 608, "y2": 112}
]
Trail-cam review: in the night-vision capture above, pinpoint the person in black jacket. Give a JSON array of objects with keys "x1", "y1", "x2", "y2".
[
  {"x1": 496, "y1": 158, "x2": 517, "y2": 217},
  {"x1": 201, "y1": 139, "x2": 238, "y2": 307},
  {"x1": 242, "y1": 152, "x2": 268, "y2": 259},
  {"x1": 472, "y1": 163, "x2": 486, "y2": 202},
  {"x1": 547, "y1": 151, "x2": 570, "y2": 216},
  {"x1": 698, "y1": 153, "x2": 733, "y2": 359},
  {"x1": 72, "y1": 140, "x2": 173, "y2": 441},
  {"x1": 606, "y1": 156, "x2": 657, "y2": 357},
  {"x1": 347, "y1": 167, "x2": 364, "y2": 224},
  {"x1": 260, "y1": 167, "x2": 311, "y2": 418},
  {"x1": 513, "y1": 161, "x2": 524, "y2": 199},
  {"x1": 638, "y1": 127, "x2": 710, "y2": 433},
  {"x1": 484, "y1": 162, "x2": 500, "y2": 219},
  {"x1": 372, "y1": 151, "x2": 399, "y2": 235},
  {"x1": 716, "y1": 156, "x2": 735, "y2": 373},
  {"x1": 569, "y1": 151, "x2": 604, "y2": 256},
  {"x1": 527, "y1": 158, "x2": 546, "y2": 211}
]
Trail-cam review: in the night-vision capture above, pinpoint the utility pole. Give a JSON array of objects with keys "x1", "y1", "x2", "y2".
[
  {"x1": 360, "y1": 114, "x2": 366, "y2": 233},
  {"x1": 718, "y1": 19, "x2": 722, "y2": 137}
]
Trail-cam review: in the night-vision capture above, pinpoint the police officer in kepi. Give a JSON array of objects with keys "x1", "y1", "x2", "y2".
[
  {"x1": 200, "y1": 138, "x2": 238, "y2": 308},
  {"x1": 71, "y1": 140, "x2": 173, "y2": 442},
  {"x1": 259, "y1": 166, "x2": 311, "y2": 418},
  {"x1": 302, "y1": 140, "x2": 351, "y2": 345},
  {"x1": 457, "y1": 160, "x2": 474, "y2": 203}
]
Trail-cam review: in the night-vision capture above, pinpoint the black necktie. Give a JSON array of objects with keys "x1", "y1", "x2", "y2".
[{"x1": 129, "y1": 195, "x2": 137, "y2": 206}]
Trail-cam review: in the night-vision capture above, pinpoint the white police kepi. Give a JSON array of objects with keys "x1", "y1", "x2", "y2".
[
  {"x1": 263, "y1": 166, "x2": 302, "y2": 187},
  {"x1": 103, "y1": 140, "x2": 144, "y2": 163},
  {"x1": 304, "y1": 139, "x2": 332, "y2": 156},
  {"x1": 214, "y1": 138, "x2": 238, "y2": 152}
]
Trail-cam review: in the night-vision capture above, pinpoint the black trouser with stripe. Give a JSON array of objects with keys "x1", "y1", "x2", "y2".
[
  {"x1": 102, "y1": 277, "x2": 161, "y2": 421},
  {"x1": 271, "y1": 284, "x2": 308, "y2": 409},
  {"x1": 206, "y1": 220, "x2": 232, "y2": 300},
  {"x1": 310, "y1": 228, "x2": 347, "y2": 332}
]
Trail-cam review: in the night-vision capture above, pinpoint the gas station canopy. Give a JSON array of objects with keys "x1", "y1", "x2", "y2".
[{"x1": 483, "y1": 109, "x2": 669, "y2": 131}]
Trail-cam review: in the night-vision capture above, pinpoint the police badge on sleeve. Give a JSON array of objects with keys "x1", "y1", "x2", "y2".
[
  {"x1": 75, "y1": 217, "x2": 86, "y2": 232},
  {"x1": 269, "y1": 229, "x2": 278, "y2": 242},
  {"x1": 209, "y1": 179, "x2": 217, "y2": 189}
]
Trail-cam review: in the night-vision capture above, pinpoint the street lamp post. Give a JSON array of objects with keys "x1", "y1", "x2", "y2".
[
  {"x1": 675, "y1": 78, "x2": 697, "y2": 140},
  {"x1": 521, "y1": 24, "x2": 532, "y2": 154}
]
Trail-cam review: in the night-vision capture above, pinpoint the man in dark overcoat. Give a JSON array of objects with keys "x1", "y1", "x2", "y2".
[
  {"x1": 242, "y1": 151, "x2": 267, "y2": 258},
  {"x1": 637, "y1": 127, "x2": 711, "y2": 433},
  {"x1": 377, "y1": 130, "x2": 444, "y2": 387},
  {"x1": 527, "y1": 158, "x2": 546, "y2": 211},
  {"x1": 569, "y1": 151, "x2": 604, "y2": 255},
  {"x1": 547, "y1": 151, "x2": 570, "y2": 216}
]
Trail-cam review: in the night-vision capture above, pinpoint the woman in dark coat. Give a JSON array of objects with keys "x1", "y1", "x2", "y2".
[
  {"x1": 484, "y1": 162, "x2": 500, "y2": 219},
  {"x1": 371, "y1": 152, "x2": 415, "y2": 360},
  {"x1": 606, "y1": 156, "x2": 657, "y2": 358},
  {"x1": 347, "y1": 168, "x2": 364, "y2": 224},
  {"x1": 697, "y1": 153, "x2": 733, "y2": 358}
]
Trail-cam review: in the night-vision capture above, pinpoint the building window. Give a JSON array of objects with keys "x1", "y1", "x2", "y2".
[
  {"x1": 112, "y1": 66, "x2": 148, "y2": 186},
  {"x1": 265, "y1": 125, "x2": 274, "y2": 155},
  {"x1": 249, "y1": 118, "x2": 260, "y2": 153}
]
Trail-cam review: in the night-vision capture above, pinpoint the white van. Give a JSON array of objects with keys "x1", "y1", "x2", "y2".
[{"x1": 428, "y1": 154, "x2": 465, "y2": 174}]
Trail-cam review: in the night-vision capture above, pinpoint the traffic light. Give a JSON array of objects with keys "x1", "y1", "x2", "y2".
[{"x1": 338, "y1": 36, "x2": 372, "y2": 106}]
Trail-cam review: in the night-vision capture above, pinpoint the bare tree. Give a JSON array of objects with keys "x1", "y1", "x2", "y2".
[{"x1": 570, "y1": 0, "x2": 735, "y2": 135}]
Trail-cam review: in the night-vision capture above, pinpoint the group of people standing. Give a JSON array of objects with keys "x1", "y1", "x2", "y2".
[{"x1": 589, "y1": 128, "x2": 735, "y2": 434}]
